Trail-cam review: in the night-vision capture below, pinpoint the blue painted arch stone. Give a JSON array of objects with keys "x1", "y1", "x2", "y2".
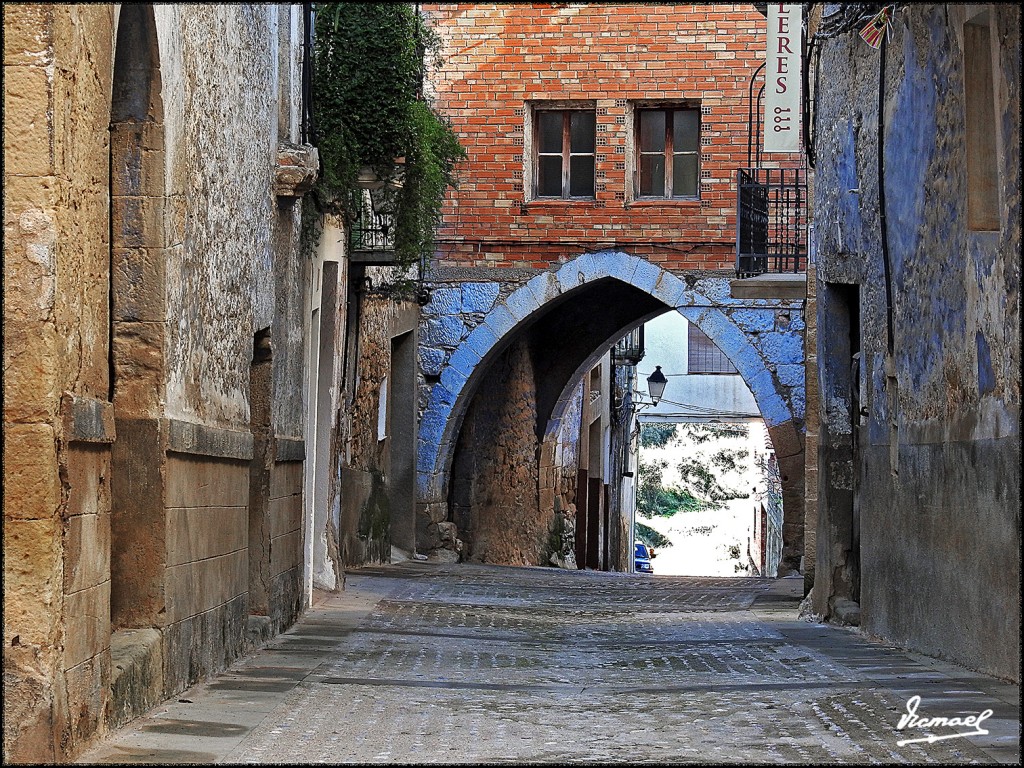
[{"x1": 416, "y1": 251, "x2": 805, "y2": 503}]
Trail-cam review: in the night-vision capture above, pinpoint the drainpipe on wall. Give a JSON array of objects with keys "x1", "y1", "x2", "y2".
[{"x1": 876, "y1": 28, "x2": 900, "y2": 478}]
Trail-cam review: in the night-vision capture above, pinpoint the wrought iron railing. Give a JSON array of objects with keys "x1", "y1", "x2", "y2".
[
  {"x1": 348, "y1": 188, "x2": 396, "y2": 262},
  {"x1": 611, "y1": 325, "x2": 645, "y2": 366},
  {"x1": 735, "y1": 167, "x2": 807, "y2": 277}
]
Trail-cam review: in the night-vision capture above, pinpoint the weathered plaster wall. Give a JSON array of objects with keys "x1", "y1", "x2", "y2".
[
  {"x1": 268, "y1": 4, "x2": 309, "y2": 445},
  {"x1": 337, "y1": 287, "x2": 420, "y2": 568},
  {"x1": 304, "y1": 226, "x2": 347, "y2": 593},
  {"x1": 272, "y1": 204, "x2": 307, "y2": 439},
  {"x1": 159, "y1": 5, "x2": 277, "y2": 428},
  {"x1": 3, "y1": 4, "x2": 314, "y2": 761},
  {"x1": 811, "y1": 5, "x2": 1020, "y2": 681}
]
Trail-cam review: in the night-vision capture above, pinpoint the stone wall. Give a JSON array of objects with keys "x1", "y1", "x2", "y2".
[
  {"x1": 450, "y1": 339, "x2": 544, "y2": 565},
  {"x1": 810, "y1": 4, "x2": 1020, "y2": 681},
  {"x1": 3, "y1": 5, "x2": 315, "y2": 761},
  {"x1": 268, "y1": 458, "x2": 304, "y2": 628},
  {"x1": 162, "y1": 453, "x2": 250, "y2": 696},
  {"x1": 539, "y1": 382, "x2": 584, "y2": 569},
  {"x1": 4, "y1": 6, "x2": 120, "y2": 761},
  {"x1": 337, "y1": 286, "x2": 420, "y2": 568},
  {"x1": 61, "y1": 437, "x2": 113, "y2": 751},
  {"x1": 800, "y1": 2, "x2": 823, "y2": 602}
]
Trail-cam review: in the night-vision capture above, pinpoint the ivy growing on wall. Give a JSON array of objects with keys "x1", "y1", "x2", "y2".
[{"x1": 311, "y1": 3, "x2": 465, "y2": 283}]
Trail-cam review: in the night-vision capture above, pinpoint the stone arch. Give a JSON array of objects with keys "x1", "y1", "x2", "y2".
[
  {"x1": 109, "y1": 2, "x2": 169, "y2": 631},
  {"x1": 540, "y1": 308, "x2": 793, "y2": 441},
  {"x1": 417, "y1": 251, "x2": 805, "y2": 574}
]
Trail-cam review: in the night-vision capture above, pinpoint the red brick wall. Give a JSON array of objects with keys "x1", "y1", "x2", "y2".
[{"x1": 425, "y1": 3, "x2": 799, "y2": 270}]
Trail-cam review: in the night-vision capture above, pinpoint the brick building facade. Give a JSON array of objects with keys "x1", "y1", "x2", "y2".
[{"x1": 427, "y1": 2, "x2": 780, "y2": 270}]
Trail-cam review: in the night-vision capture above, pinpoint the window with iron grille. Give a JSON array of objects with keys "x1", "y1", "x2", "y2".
[
  {"x1": 636, "y1": 107, "x2": 700, "y2": 198},
  {"x1": 534, "y1": 109, "x2": 596, "y2": 199},
  {"x1": 687, "y1": 323, "x2": 737, "y2": 374}
]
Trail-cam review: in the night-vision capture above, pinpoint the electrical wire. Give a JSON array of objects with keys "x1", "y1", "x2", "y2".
[
  {"x1": 630, "y1": 391, "x2": 762, "y2": 419},
  {"x1": 657, "y1": 402, "x2": 760, "y2": 418}
]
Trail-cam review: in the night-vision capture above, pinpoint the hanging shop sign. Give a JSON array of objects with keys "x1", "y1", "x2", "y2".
[{"x1": 764, "y1": 4, "x2": 802, "y2": 152}]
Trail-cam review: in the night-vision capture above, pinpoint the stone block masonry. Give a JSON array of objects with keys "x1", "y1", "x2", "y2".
[{"x1": 3, "y1": 4, "x2": 316, "y2": 762}]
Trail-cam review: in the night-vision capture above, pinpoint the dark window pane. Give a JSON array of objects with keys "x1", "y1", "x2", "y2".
[
  {"x1": 639, "y1": 154, "x2": 665, "y2": 196},
  {"x1": 672, "y1": 153, "x2": 698, "y2": 196},
  {"x1": 537, "y1": 111, "x2": 563, "y2": 153},
  {"x1": 570, "y1": 111, "x2": 595, "y2": 153},
  {"x1": 569, "y1": 155, "x2": 594, "y2": 196},
  {"x1": 537, "y1": 155, "x2": 562, "y2": 196},
  {"x1": 639, "y1": 110, "x2": 665, "y2": 152},
  {"x1": 673, "y1": 109, "x2": 699, "y2": 151}
]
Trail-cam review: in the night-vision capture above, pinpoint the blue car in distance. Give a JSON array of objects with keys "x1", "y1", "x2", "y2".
[{"x1": 634, "y1": 542, "x2": 654, "y2": 574}]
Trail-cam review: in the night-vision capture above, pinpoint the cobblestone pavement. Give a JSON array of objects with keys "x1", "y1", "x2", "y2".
[{"x1": 78, "y1": 562, "x2": 1020, "y2": 764}]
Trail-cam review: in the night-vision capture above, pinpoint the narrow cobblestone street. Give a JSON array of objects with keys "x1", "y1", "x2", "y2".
[{"x1": 77, "y1": 562, "x2": 1019, "y2": 764}]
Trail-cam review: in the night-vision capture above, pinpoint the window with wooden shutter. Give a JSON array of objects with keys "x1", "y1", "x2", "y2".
[{"x1": 687, "y1": 324, "x2": 737, "y2": 374}]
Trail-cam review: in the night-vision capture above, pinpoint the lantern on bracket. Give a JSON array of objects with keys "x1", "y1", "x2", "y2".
[{"x1": 646, "y1": 365, "x2": 668, "y2": 405}]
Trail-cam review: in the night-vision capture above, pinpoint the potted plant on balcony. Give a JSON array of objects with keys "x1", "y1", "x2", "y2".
[{"x1": 311, "y1": 2, "x2": 464, "y2": 297}]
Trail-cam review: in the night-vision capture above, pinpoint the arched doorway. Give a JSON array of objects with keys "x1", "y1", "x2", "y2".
[{"x1": 108, "y1": 3, "x2": 168, "y2": 634}]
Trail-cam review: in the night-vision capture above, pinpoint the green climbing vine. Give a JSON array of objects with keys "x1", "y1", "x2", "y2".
[{"x1": 311, "y1": 3, "x2": 465, "y2": 285}]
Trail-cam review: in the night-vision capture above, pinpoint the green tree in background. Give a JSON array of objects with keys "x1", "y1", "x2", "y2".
[
  {"x1": 636, "y1": 458, "x2": 708, "y2": 517},
  {"x1": 639, "y1": 423, "x2": 677, "y2": 449},
  {"x1": 635, "y1": 521, "x2": 671, "y2": 549}
]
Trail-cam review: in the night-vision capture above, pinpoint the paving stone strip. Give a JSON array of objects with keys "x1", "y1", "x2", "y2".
[{"x1": 76, "y1": 562, "x2": 1020, "y2": 765}]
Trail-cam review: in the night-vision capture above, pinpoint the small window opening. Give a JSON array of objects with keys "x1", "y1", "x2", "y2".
[
  {"x1": 534, "y1": 108, "x2": 596, "y2": 199},
  {"x1": 687, "y1": 323, "x2": 738, "y2": 374}
]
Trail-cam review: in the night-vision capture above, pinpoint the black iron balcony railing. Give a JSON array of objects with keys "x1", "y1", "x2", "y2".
[
  {"x1": 348, "y1": 188, "x2": 397, "y2": 264},
  {"x1": 735, "y1": 167, "x2": 807, "y2": 277},
  {"x1": 612, "y1": 325, "x2": 645, "y2": 366}
]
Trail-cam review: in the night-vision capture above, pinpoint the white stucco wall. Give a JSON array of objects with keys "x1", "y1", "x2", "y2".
[{"x1": 638, "y1": 310, "x2": 760, "y2": 422}]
